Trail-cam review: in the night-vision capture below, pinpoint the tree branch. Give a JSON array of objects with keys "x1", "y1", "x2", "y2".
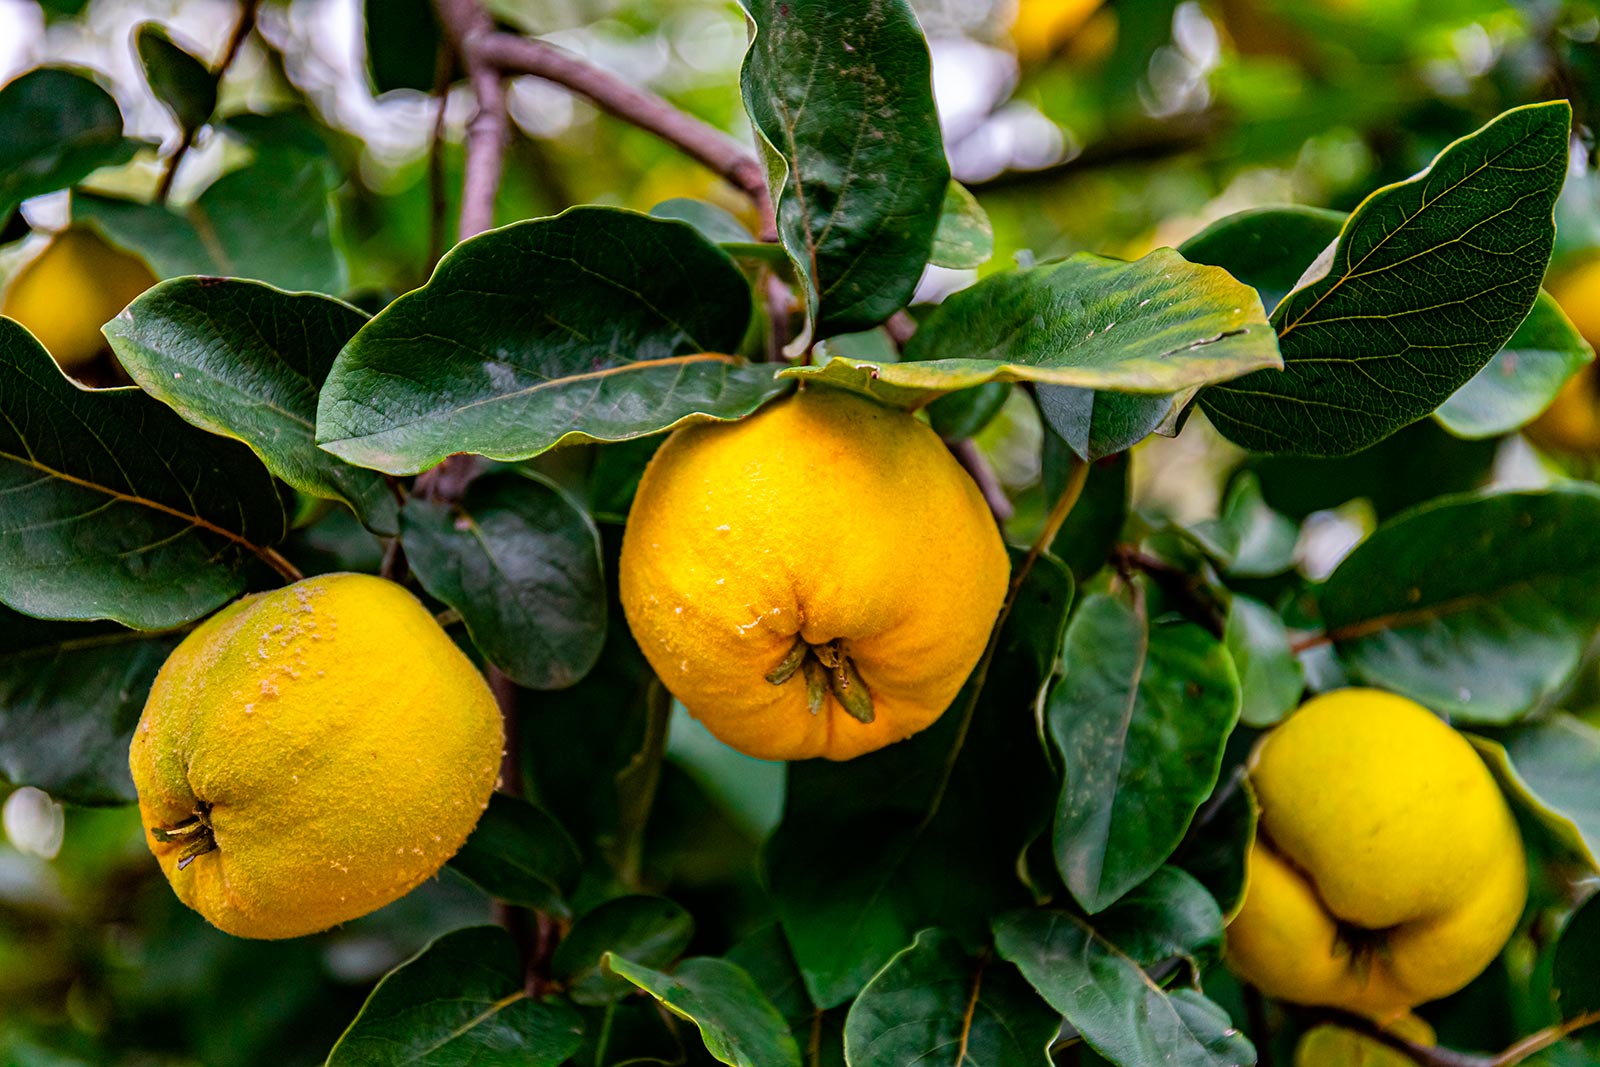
[
  {"x1": 433, "y1": 0, "x2": 506, "y2": 241},
  {"x1": 470, "y1": 31, "x2": 776, "y2": 240},
  {"x1": 949, "y1": 437, "x2": 1013, "y2": 523}
]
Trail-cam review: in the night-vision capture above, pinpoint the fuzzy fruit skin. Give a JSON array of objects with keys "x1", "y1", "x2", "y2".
[
  {"x1": 1, "y1": 228, "x2": 157, "y2": 369},
  {"x1": 1525, "y1": 259, "x2": 1600, "y2": 455},
  {"x1": 129, "y1": 574, "x2": 503, "y2": 940},
  {"x1": 619, "y1": 388, "x2": 1009, "y2": 761},
  {"x1": 1226, "y1": 688, "x2": 1526, "y2": 1021}
]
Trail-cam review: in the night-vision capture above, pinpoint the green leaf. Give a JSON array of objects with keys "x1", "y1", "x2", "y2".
[
  {"x1": 73, "y1": 149, "x2": 345, "y2": 295},
  {"x1": 650, "y1": 198, "x2": 755, "y2": 244},
  {"x1": 994, "y1": 903, "x2": 1254, "y2": 1067},
  {"x1": 0, "y1": 68, "x2": 150, "y2": 218},
  {"x1": 447, "y1": 793, "x2": 582, "y2": 917},
  {"x1": 767, "y1": 553, "x2": 1073, "y2": 1008},
  {"x1": 316, "y1": 207, "x2": 778, "y2": 475},
  {"x1": 1200, "y1": 102, "x2": 1571, "y2": 456},
  {"x1": 928, "y1": 182, "x2": 994, "y2": 270},
  {"x1": 1554, "y1": 890, "x2": 1600, "y2": 1019},
  {"x1": 326, "y1": 925, "x2": 584, "y2": 1067},
  {"x1": 1320, "y1": 486, "x2": 1600, "y2": 723},
  {"x1": 135, "y1": 23, "x2": 218, "y2": 131},
  {"x1": 843, "y1": 929, "x2": 1059, "y2": 1067},
  {"x1": 1471, "y1": 715, "x2": 1600, "y2": 869},
  {"x1": 364, "y1": 0, "x2": 444, "y2": 94},
  {"x1": 0, "y1": 320, "x2": 286, "y2": 629},
  {"x1": 1049, "y1": 590, "x2": 1241, "y2": 913},
  {"x1": 1037, "y1": 386, "x2": 1181, "y2": 463},
  {"x1": 1224, "y1": 595, "x2": 1304, "y2": 729},
  {"x1": 738, "y1": 0, "x2": 948, "y2": 339},
  {"x1": 551, "y1": 896, "x2": 695, "y2": 1006},
  {"x1": 1081, "y1": 866, "x2": 1226, "y2": 972},
  {"x1": 0, "y1": 607, "x2": 181, "y2": 805},
  {"x1": 1436, "y1": 290, "x2": 1595, "y2": 439},
  {"x1": 1177, "y1": 206, "x2": 1345, "y2": 313},
  {"x1": 784, "y1": 248, "x2": 1280, "y2": 408},
  {"x1": 1187, "y1": 474, "x2": 1298, "y2": 579},
  {"x1": 103, "y1": 278, "x2": 395, "y2": 535},
  {"x1": 1171, "y1": 772, "x2": 1257, "y2": 921},
  {"x1": 1046, "y1": 446, "x2": 1129, "y2": 583},
  {"x1": 402, "y1": 471, "x2": 606, "y2": 690},
  {"x1": 606, "y1": 956, "x2": 801, "y2": 1067}
]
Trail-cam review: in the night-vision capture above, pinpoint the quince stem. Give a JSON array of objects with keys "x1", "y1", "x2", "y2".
[{"x1": 151, "y1": 802, "x2": 217, "y2": 871}]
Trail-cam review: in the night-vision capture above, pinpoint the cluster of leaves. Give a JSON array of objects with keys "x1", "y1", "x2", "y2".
[{"x1": 4, "y1": 2, "x2": 1600, "y2": 1066}]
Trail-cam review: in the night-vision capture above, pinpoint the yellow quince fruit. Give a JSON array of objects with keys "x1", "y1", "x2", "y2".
[
  {"x1": 130, "y1": 573, "x2": 503, "y2": 939},
  {"x1": 1525, "y1": 258, "x2": 1600, "y2": 455},
  {"x1": 619, "y1": 387, "x2": 1009, "y2": 762},
  {"x1": 2, "y1": 227, "x2": 157, "y2": 371},
  {"x1": 1226, "y1": 688, "x2": 1525, "y2": 1021}
]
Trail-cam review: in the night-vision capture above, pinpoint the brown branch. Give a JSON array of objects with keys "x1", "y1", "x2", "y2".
[
  {"x1": 1307, "y1": 1008, "x2": 1600, "y2": 1067},
  {"x1": 470, "y1": 31, "x2": 776, "y2": 240},
  {"x1": 948, "y1": 437, "x2": 1013, "y2": 523},
  {"x1": 1111, "y1": 545, "x2": 1226, "y2": 638},
  {"x1": 155, "y1": 0, "x2": 261, "y2": 205},
  {"x1": 433, "y1": 0, "x2": 506, "y2": 241}
]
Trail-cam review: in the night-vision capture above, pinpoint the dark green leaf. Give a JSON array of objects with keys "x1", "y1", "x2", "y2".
[
  {"x1": 1187, "y1": 474, "x2": 1298, "y2": 579},
  {"x1": 1320, "y1": 486, "x2": 1600, "y2": 723},
  {"x1": 1049, "y1": 590, "x2": 1240, "y2": 913},
  {"x1": 1171, "y1": 771, "x2": 1257, "y2": 920},
  {"x1": 0, "y1": 68, "x2": 150, "y2": 218},
  {"x1": 552, "y1": 896, "x2": 694, "y2": 1006},
  {"x1": 1201, "y1": 102, "x2": 1571, "y2": 456},
  {"x1": 316, "y1": 207, "x2": 777, "y2": 475},
  {"x1": 785, "y1": 248, "x2": 1279, "y2": 408},
  {"x1": 1046, "y1": 447, "x2": 1129, "y2": 583},
  {"x1": 606, "y1": 956, "x2": 801, "y2": 1067},
  {"x1": 767, "y1": 553, "x2": 1073, "y2": 1008},
  {"x1": 927, "y1": 383, "x2": 1010, "y2": 440},
  {"x1": 994, "y1": 905, "x2": 1254, "y2": 1067},
  {"x1": 0, "y1": 320, "x2": 286, "y2": 629},
  {"x1": 447, "y1": 793, "x2": 582, "y2": 917},
  {"x1": 928, "y1": 182, "x2": 994, "y2": 270},
  {"x1": 1177, "y1": 206, "x2": 1345, "y2": 313},
  {"x1": 365, "y1": 0, "x2": 444, "y2": 94},
  {"x1": 1037, "y1": 385, "x2": 1180, "y2": 463},
  {"x1": 1224, "y1": 595, "x2": 1304, "y2": 729},
  {"x1": 738, "y1": 0, "x2": 948, "y2": 338},
  {"x1": 1084, "y1": 866, "x2": 1226, "y2": 971},
  {"x1": 1554, "y1": 890, "x2": 1600, "y2": 1019},
  {"x1": 402, "y1": 471, "x2": 605, "y2": 690},
  {"x1": 1436, "y1": 290, "x2": 1595, "y2": 439},
  {"x1": 103, "y1": 278, "x2": 394, "y2": 534},
  {"x1": 1471, "y1": 716, "x2": 1600, "y2": 869},
  {"x1": 73, "y1": 149, "x2": 345, "y2": 294},
  {"x1": 0, "y1": 607, "x2": 181, "y2": 805},
  {"x1": 843, "y1": 929, "x2": 1059, "y2": 1067},
  {"x1": 650, "y1": 198, "x2": 755, "y2": 244},
  {"x1": 326, "y1": 925, "x2": 584, "y2": 1067},
  {"x1": 136, "y1": 23, "x2": 218, "y2": 131}
]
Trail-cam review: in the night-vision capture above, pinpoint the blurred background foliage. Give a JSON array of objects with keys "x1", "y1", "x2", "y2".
[{"x1": 2, "y1": 0, "x2": 1599, "y2": 1063}]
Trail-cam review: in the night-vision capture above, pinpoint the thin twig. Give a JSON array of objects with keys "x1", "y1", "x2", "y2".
[
  {"x1": 434, "y1": 0, "x2": 507, "y2": 240},
  {"x1": 259, "y1": 545, "x2": 304, "y2": 583},
  {"x1": 919, "y1": 455, "x2": 1090, "y2": 829},
  {"x1": 426, "y1": 42, "x2": 454, "y2": 270},
  {"x1": 1111, "y1": 545, "x2": 1226, "y2": 637},
  {"x1": 948, "y1": 437, "x2": 1013, "y2": 523},
  {"x1": 470, "y1": 31, "x2": 775, "y2": 239},
  {"x1": 155, "y1": 0, "x2": 261, "y2": 204}
]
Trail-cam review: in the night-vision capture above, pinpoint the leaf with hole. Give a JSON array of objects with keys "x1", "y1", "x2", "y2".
[
  {"x1": 326, "y1": 925, "x2": 584, "y2": 1067},
  {"x1": 1200, "y1": 102, "x2": 1571, "y2": 456},
  {"x1": 0, "y1": 320, "x2": 287, "y2": 630},
  {"x1": 104, "y1": 278, "x2": 395, "y2": 534},
  {"x1": 316, "y1": 207, "x2": 780, "y2": 474},
  {"x1": 606, "y1": 955, "x2": 801, "y2": 1067},
  {"x1": 1048, "y1": 590, "x2": 1240, "y2": 913},
  {"x1": 1319, "y1": 486, "x2": 1600, "y2": 723},
  {"x1": 782, "y1": 248, "x2": 1279, "y2": 409},
  {"x1": 402, "y1": 471, "x2": 606, "y2": 690},
  {"x1": 738, "y1": 0, "x2": 948, "y2": 339},
  {"x1": 843, "y1": 929, "x2": 1059, "y2": 1067}
]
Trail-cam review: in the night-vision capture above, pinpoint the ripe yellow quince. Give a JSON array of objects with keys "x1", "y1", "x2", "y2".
[
  {"x1": 1226, "y1": 688, "x2": 1525, "y2": 1021},
  {"x1": 1, "y1": 227, "x2": 157, "y2": 371},
  {"x1": 1009, "y1": 0, "x2": 1108, "y2": 64},
  {"x1": 1525, "y1": 258, "x2": 1600, "y2": 455},
  {"x1": 619, "y1": 387, "x2": 1009, "y2": 762},
  {"x1": 130, "y1": 574, "x2": 503, "y2": 939}
]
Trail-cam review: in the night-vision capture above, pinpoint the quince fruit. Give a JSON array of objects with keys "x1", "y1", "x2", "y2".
[
  {"x1": 1226, "y1": 688, "x2": 1525, "y2": 1020},
  {"x1": 2, "y1": 227, "x2": 156, "y2": 371},
  {"x1": 619, "y1": 387, "x2": 1009, "y2": 761},
  {"x1": 130, "y1": 573, "x2": 503, "y2": 939}
]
